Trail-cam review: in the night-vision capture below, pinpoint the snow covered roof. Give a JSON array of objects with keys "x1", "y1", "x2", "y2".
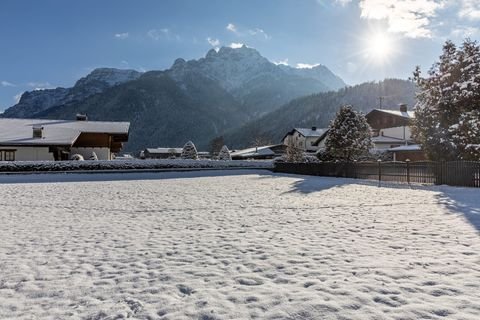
[
  {"x1": 145, "y1": 147, "x2": 183, "y2": 154},
  {"x1": 231, "y1": 145, "x2": 275, "y2": 158},
  {"x1": 372, "y1": 109, "x2": 415, "y2": 119},
  {"x1": 312, "y1": 129, "x2": 330, "y2": 146},
  {"x1": 388, "y1": 144, "x2": 422, "y2": 151},
  {"x1": 295, "y1": 128, "x2": 326, "y2": 137},
  {"x1": 0, "y1": 118, "x2": 130, "y2": 146},
  {"x1": 283, "y1": 127, "x2": 327, "y2": 142},
  {"x1": 372, "y1": 135, "x2": 409, "y2": 144}
]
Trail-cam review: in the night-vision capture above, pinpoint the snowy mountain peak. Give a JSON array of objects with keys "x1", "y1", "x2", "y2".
[
  {"x1": 75, "y1": 68, "x2": 143, "y2": 87},
  {"x1": 2, "y1": 68, "x2": 143, "y2": 118}
]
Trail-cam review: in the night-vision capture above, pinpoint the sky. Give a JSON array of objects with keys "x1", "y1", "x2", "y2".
[{"x1": 1, "y1": 0, "x2": 479, "y2": 111}]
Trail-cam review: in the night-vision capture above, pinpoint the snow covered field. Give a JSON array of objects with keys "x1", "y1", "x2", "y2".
[{"x1": 0, "y1": 170, "x2": 479, "y2": 319}]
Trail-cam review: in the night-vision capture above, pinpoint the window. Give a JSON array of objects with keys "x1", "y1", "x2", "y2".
[{"x1": 0, "y1": 150, "x2": 16, "y2": 161}]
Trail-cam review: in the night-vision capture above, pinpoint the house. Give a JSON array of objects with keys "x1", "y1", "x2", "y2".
[
  {"x1": 282, "y1": 127, "x2": 327, "y2": 152},
  {"x1": 366, "y1": 104, "x2": 415, "y2": 150},
  {"x1": 0, "y1": 115, "x2": 129, "y2": 161},
  {"x1": 366, "y1": 104, "x2": 426, "y2": 161},
  {"x1": 388, "y1": 144, "x2": 425, "y2": 162},
  {"x1": 311, "y1": 129, "x2": 330, "y2": 152},
  {"x1": 143, "y1": 147, "x2": 183, "y2": 159},
  {"x1": 231, "y1": 144, "x2": 286, "y2": 160}
]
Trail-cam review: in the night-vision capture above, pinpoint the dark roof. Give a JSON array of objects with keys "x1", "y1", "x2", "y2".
[{"x1": 312, "y1": 129, "x2": 330, "y2": 146}]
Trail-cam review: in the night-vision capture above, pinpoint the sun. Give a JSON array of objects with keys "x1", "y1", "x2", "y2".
[{"x1": 365, "y1": 32, "x2": 393, "y2": 63}]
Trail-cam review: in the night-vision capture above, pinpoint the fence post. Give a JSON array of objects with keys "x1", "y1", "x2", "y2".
[
  {"x1": 377, "y1": 159, "x2": 382, "y2": 185},
  {"x1": 353, "y1": 160, "x2": 357, "y2": 179},
  {"x1": 406, "y1": 159, "x2": 410, "y2": 184}
]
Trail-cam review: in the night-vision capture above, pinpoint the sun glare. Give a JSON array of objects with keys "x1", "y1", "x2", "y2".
[{"x1": 365, "y1": 32, "x2": 392, "y2": 63}]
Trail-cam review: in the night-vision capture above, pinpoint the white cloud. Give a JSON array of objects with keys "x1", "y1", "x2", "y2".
[
  {"x1": 13, "y1": 92, "x2": 23, "y2": 104},
  {"x1": 114, "y1": 32, "x2": 129, "y2": 39},
  {"x1": 226, "y1": 23, "x2": 238, "y2": 34},
  {"x1": 296, "y1": 63, "x2": 320, "y2": 69},
  {"x1": 248, "y1": 28, "x2": 271, "y2": 39},
  {"x1": 27, "y1": 82, "x2": 52, "y2": 89},
  {"x1": 1, "y1": 80, "x2": 15, "y2": 87},
  {"x1": 229, "y1": 42, "x2": 244, "y2": 49},
  {"x1": 147, "y1": 28, "x2": 171, "y2": 40},
  {"x1": 226, "y1": 23, "x2": 271, "y2": 40},
  {"x1": 458, "y1": 0, "x2": 480, "y2": 20},
  {"x1": 450, "y1": 26, "x2": 479, "y2": 38},
  {"x1": 334, "y1": 0, "x2": 352, "y2": 6},
  {"x1": 358, "y1": 0, "x2": 444, "y2": 38},
  {"x1": 273, "y1": 58, "x2": 289, "y2": 66},
  {"x1": 207, "y1": 37, "x2": 220, "y2": 47}
]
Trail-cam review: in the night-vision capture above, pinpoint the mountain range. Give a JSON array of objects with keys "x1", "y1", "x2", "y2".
[{"x1": 1, "y1": 46, "x2": 415, "y2": 152}]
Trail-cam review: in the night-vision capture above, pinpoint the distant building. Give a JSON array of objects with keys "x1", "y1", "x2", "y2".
[
  {"x1": 387, "y1": 144, "x2": 425, "y2": 162},
  {"x1": 282, "y1": 127, "x2": 327, "y2": 152},
  {"x1": 0, "y1": 116, "x2": 129, "y2": 161},
  {"x1": 311, "y1": 129, "x2": 330, "y2": 152},
  {"x1": 365, "y1": 104, "x2": 426, "y2": 161},
  {"x1": 231, "y1": 144, "x2": 286, "y2": 160},
  {"x1": 143, "y1": 147, "x2": 183, "y2": 159}
]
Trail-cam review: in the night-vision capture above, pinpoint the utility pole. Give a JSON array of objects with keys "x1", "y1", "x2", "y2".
[{"x1": 378, "y1": 96, "x2": 384, "y2": 109}]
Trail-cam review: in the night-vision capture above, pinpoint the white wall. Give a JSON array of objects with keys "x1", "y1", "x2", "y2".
[
  {"x1": 283, "y1": 132, "x2": 320, "y2": 152},
  {"x1": 70, "y1": 147, "x2": 111, "y2": 160},
  {"x1": 378, "y1": 126, "x2": 412, "y2": 140},
  {"x1": 305, "y1": 136, "x2": 320, "y2": 152},
  {"x1": 2, "y1": 146, "x2": 55, "y2": 161}
]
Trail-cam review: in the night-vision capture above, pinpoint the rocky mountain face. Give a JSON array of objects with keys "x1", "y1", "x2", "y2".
[
  {"x1": 2, "y1": 68, "x2": 142, "y2": 118},
  {"x1": 2, "y1": 46, "x2": 353, "y2": 152},
  {"x1": 167, "y1": 45, "x2": 345, "y2": 116}
]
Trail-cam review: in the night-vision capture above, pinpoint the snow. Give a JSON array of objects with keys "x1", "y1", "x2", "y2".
[
  {"x1": 374, "y1": 109, "x2": 415, "y2": 119},
  {"x1": 0, "y1": 159, "x2": 273, "y2": 172},
  {"x1": 0, "y1": 118, "x2": 129, "y2": 146},
  {"x1": 231, "y1": 145, "x2": 275, "y2": 158},
  {"x1": 295, "y1": 128, "x2": 325, "y2": 138},
  {"x1": 388, "y1": 144, "x2": 422, "y2": 151},
  {"x1": 1, "y1": 171, "x2": 479, "y2": 319}
]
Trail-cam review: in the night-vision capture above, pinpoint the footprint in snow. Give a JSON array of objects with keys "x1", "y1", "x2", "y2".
[
  {"x1": 177, "y1": 284, "x2": 195, "y2": 295},
  {"x1": 236, "y1": 277, "x2": 264, "y2": 286}
]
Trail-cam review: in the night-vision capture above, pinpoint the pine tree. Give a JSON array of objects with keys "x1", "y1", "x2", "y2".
[
  {"x1": 412, "y1": 39, "x2": 480, "y2": 160},
  {"x1": 217, "y1": 145, "x2": 232, "y2": 160},
  {"x1": 324, "y1": 105, "x2": 372, "y2": 161},
  {"x1": 181, "y1": 141, "x2": 198, "y2": 160}
]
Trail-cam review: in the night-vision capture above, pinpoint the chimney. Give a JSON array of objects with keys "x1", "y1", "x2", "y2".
[
  {"x1": 32, "y1": 125, "x2": 43, "y2": 138},
  {"x1": 399, "y1": 103, "x2": 408, "y2": 113},
  {"x1": 76, "y1": 113, "x2": 88, "y2": 121},
  {"x1": 311, "y1": 126, "x2": 317, "y2": 131}
]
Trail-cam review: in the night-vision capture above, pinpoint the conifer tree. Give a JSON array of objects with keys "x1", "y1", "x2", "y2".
[
  {"x1": 412, "y1": 39, "x2": 480, "y2": 160},
  {"x1": 181, "y1": 141, "x2": 198, "y2": 160},
  {"x1": 324, "y1": 105, "x2": 372, "y2": 161},
  {"x1": 217, "y1": 145, "x2": 232, "y2": 160}
]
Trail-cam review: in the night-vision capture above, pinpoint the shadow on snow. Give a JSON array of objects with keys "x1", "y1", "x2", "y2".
[{"x1": 274, "y1": 172, "x2": 480, "y2": 233}]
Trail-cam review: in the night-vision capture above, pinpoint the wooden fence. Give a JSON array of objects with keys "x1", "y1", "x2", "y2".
[{"x1": 274, "y1": 161, "x2": 480, "y2": 188}]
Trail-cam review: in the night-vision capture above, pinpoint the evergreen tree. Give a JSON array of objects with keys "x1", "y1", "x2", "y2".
[
  {"x1": 324, "y1": 105, "x2": 372, "y2": 161},
  {"x1": 217, "y1": 145, "x2": 232, "y2": 160},
  {"x1": 181, "y1": 141, "x2": 198, "y2": 160},
  {"x1": 412, "y1": 39, "x2": 480, "y2": 160}
]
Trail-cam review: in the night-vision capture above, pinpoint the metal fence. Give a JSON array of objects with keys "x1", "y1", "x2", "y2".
[{"x1": 274, "y1": 161, "x2": 480, "y2": 188}]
